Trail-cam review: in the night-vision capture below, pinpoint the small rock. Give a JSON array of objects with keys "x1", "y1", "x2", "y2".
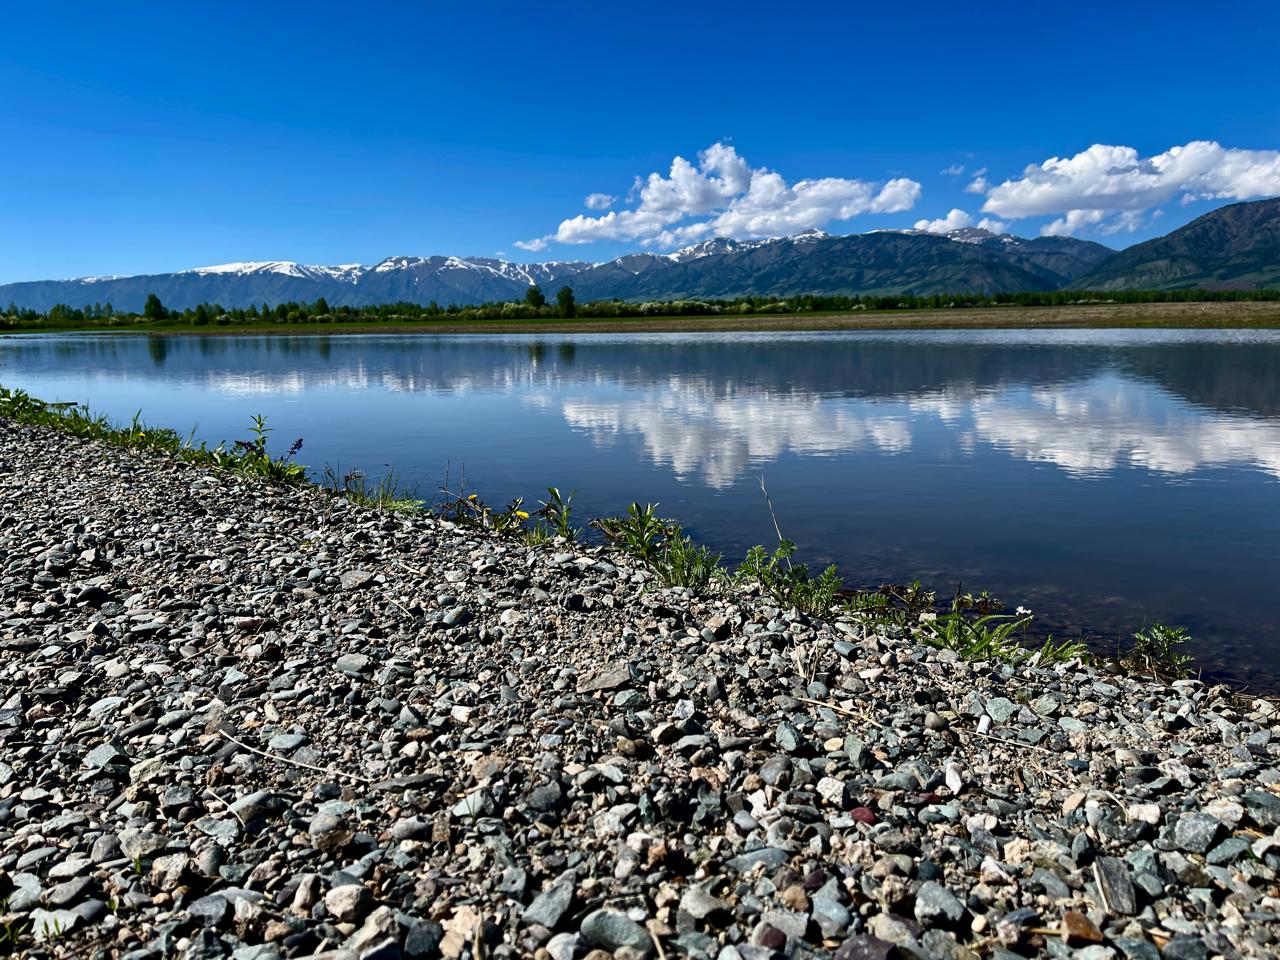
[
  {"x1": 834, "y1": 935, "x2": 897, "y2": 960},
  {"x1": 1094, "y1": 857, "x2": 1137, "y2": 916},
  {"x1": 1172, "y1": 812, "x2": 1225, "y2": 854},
  {"x1": 580, "y1": 908, "x2": 654, "y2": 955},
  {"x1": 326, "y1": 883, "x2": 373, "y2": 923},
  {"x1": 523, "y1": 881, "x2": 574, "y2": 929},
  {"x1": 1061, "y1": 910, "x2": 1103, "y2": 946},
  {"x1": 913, "y1": 881, "x2": 964, "y2": 927}
]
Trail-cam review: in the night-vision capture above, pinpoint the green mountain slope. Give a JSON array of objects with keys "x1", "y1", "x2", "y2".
[{"x1": 1075, "y1": 198, "x2": 1280, "y2": 291}]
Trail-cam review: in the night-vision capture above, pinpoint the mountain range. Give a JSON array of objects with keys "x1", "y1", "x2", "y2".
[{"x1": 3, "y1": 198, "x2": 1278, "y2": 312}]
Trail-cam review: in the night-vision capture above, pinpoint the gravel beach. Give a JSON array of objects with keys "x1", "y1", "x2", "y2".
[{"x1": 2, "y1": 417, "x2": 1279, "y2": 960}]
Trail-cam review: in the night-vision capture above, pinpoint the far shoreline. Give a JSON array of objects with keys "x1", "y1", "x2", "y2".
[{"x1": 5, "y1": 299, "x2": 1280, "y2": 337}]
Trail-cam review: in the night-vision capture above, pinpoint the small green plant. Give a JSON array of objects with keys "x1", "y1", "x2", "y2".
[
  {"x1": 1120, "y1": 622, "x2": 1195, "y2": 680},
  {"x1": 924, "y1": 609, "x2": 1030, "y2": 661},
  {"x1": 491, "y1": 497, "x2": 531, "y2": 535},
  {"x1": 594, "y1": 502, "x2": 670, "y2": 568},
  {"x1": 232, "y1": 414, "x2": 308, "y2": 485},
  {"x1": 520, "y1": 523, "x2": 553, "y2": 547},
  {"x1": 0, "y1": 897, "x2": 29, "y2": 956},
  {"x1": 951, "y1": 588, "x2": 1003, "y2": 616},
  {"x1": 656, "y1": 532, "x2": 722, "y2": 592},
  {"x1": 1034, "y1": 634, "x2": 1090, "y2": 665},
  {"x1": 537, "y1": 486, "x2": 578, "y2": 541},
  {"x1": 436, "y1": 487, "x2": 524, "y2": 533},
  {"x1": 594, "y1": 503, "x2": 722, "y2": 592},
  {"x1": 846, "y1": 589, "x2": 894, "y2": 616},
  {"x1": 0, "y1": 916, "x2": 30, "y2": 955},
  {"x1": 845, "y1": 581, "x2": 937, "y2": 629},
  {"x1": 40, "y1": 915, "x2": 65, "y2": 942},
  {"x1": 323, "y1": 465, "x2": 423, "y2": 513},
  {"x1": 735, "y1": 540, "x2": 843, "y2": 616}
]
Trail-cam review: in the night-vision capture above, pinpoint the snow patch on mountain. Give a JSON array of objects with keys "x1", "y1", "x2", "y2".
[
  {"x1": 876, "y1": 226, "x2": 1023, "y2": 246},
  {"x1": 187, "y1": 261, "x2": 368, "y2": 282}
]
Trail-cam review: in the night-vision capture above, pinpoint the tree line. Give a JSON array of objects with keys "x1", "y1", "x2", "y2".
[{"x1": 2, "y1": 284, "x2": 1279, "y2": 331}]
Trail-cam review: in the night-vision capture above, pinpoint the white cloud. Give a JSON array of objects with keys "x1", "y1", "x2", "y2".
[
  {"x1": 518, "y1": 142, "x2": 922, "y2": 250},
  {"x1": 940, "y1": 163, "x2": 966, "y2": 176},
  {"x1": 1096, "y1": 209, "x2": 1150, "y2": 236},
  {"x1": 965, "y1": 176, "x2": 989, "y2": 194},
  {"x1": 914, "y1": 208, "x2": 973, "y2": 233},
  {"x1": 513, "y1": 237, "x2": 549, "y2": 252},
  {"x1": 979, "y1": 140, "x2": 1280, "y2": 235},
  {"x1": 1040, "y1": 209, "x2": 1105, "y2": 237},
  {"x1": 977, "y1": 217, "x2": 1008, "y2": 234},
  {"x1": 584, "y1": 192, "x2": 615, "y2": 210}
]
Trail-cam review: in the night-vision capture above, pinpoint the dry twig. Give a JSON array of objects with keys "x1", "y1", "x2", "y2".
[{"x1": 216, "y1": 727, "x2": 374, "y2": 784}]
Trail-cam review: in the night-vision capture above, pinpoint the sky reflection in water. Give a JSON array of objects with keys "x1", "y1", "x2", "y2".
[{"x1": 3, "y1": 329, "x2": 1278, "y2": 687}]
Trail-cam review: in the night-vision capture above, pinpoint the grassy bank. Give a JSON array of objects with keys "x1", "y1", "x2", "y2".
[
  {"x1": 4, "y1": 299, "x2": 1280, "y2": 336},
  {"x1": 1, "y1": 383, "x2": 1203, "y2": 682}
]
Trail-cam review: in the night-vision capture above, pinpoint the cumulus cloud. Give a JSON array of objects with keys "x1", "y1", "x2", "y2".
[
  {"x1": 965, "y1": 175, "x2": 989, "y2": 194},
  {"x1": 979, "y1": 140, "x2": 1280, "y2": 235},
  {"x1": 1040, "y1": 209, "x2": 1105, "y2": 237},
  {"x1": 914, "y1": 208, "x2": 973, "y2": 233},
  {"x1": 518, "y1": 142, "x2": 922, "y2": 250},
  {"x1": 513, "y1": 237, "x2": 549, "y2": 252},
  {"x1": 584, "y1": 192, "x2": 614, "y2": 210},
  {"x1": 977, "y1": 217, "x2": 1008, "y2": 234}
]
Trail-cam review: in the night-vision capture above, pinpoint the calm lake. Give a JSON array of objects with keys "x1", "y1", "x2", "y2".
[{"x1": 3, "y1": 329, "x2": 1279, "y2": 688}]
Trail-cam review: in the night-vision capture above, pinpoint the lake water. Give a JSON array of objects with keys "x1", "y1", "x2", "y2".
[{"x1": 3, "y1": 329, "x2": 1279, "y2": 688}]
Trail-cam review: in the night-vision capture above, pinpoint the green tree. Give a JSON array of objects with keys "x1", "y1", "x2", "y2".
[
  {"x1": 556, "y1": 286, "x2": 576, "y2": 318},
  {"x1": 143, "y1": 293, "x2": 167, "y2": 321},
  {"x1": 525, "y1": 284, "x2": 546, "y2": 309},
  {"x1": 314, "y1": 297, "x2": 330, "y2": 315}
]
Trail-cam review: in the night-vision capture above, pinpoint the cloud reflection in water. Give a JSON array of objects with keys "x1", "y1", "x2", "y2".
[{"x1": 561, "y1": 373, "x2": 1280, "y2": 487}]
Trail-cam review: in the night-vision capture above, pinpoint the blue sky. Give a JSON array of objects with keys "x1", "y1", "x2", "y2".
[{"x1": 2, "y1": 1, "x2": 1279, "y2": 282}]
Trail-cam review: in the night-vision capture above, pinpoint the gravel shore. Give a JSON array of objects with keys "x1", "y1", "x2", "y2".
[{"x1": 2, "y1": 418, "x2": 1279, "y2": 960}]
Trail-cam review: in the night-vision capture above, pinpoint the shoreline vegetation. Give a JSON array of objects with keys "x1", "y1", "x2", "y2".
[
  {"x1": 2, "y1": 386, "x2": 1280, "y2": 960},
  {"x1": 0, "y1": 384, "x2": 1210, "y2": 687},
  {"x1": 3, "y1": 386, "x2": 1280, "y2": 960},
  {"x1": 3, "y1": 287, "x2": 1280, "y2": 336}
]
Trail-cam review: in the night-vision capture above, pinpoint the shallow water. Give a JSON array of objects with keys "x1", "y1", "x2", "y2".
[{"x1": 4, "y1": 329, "x2": 1279, "y2": 688}]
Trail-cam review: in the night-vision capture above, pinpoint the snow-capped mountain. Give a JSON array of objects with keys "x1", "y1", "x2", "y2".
[
  {"x1": 187, "y1": 261, "x2": 368, "y2": 283},
  {"x1": 0, "y1": 228, "x2": 1117, "y2": 312}
]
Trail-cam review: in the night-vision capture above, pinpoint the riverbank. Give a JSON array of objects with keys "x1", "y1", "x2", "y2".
[
  {"x1": 6, "y1": 299, "x2": 1280, "y2": 337},
  {"x1": 2, "y1": 418, "x2": 1279, "y2": 960}
]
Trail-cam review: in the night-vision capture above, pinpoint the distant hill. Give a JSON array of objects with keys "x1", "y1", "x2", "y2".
[
  {"x1": 567, "y1": 229, "x2": 1113, "y2": 301},
  {"x1": 1074, "y1": 198, "x2": 1280, "y2": 291},
  {"x1": 0, "y1": 257, "x2": 596, "y2": 314},
  {"x1": 5, "y1": 198, "x2": 1280, "y2": 311}
]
